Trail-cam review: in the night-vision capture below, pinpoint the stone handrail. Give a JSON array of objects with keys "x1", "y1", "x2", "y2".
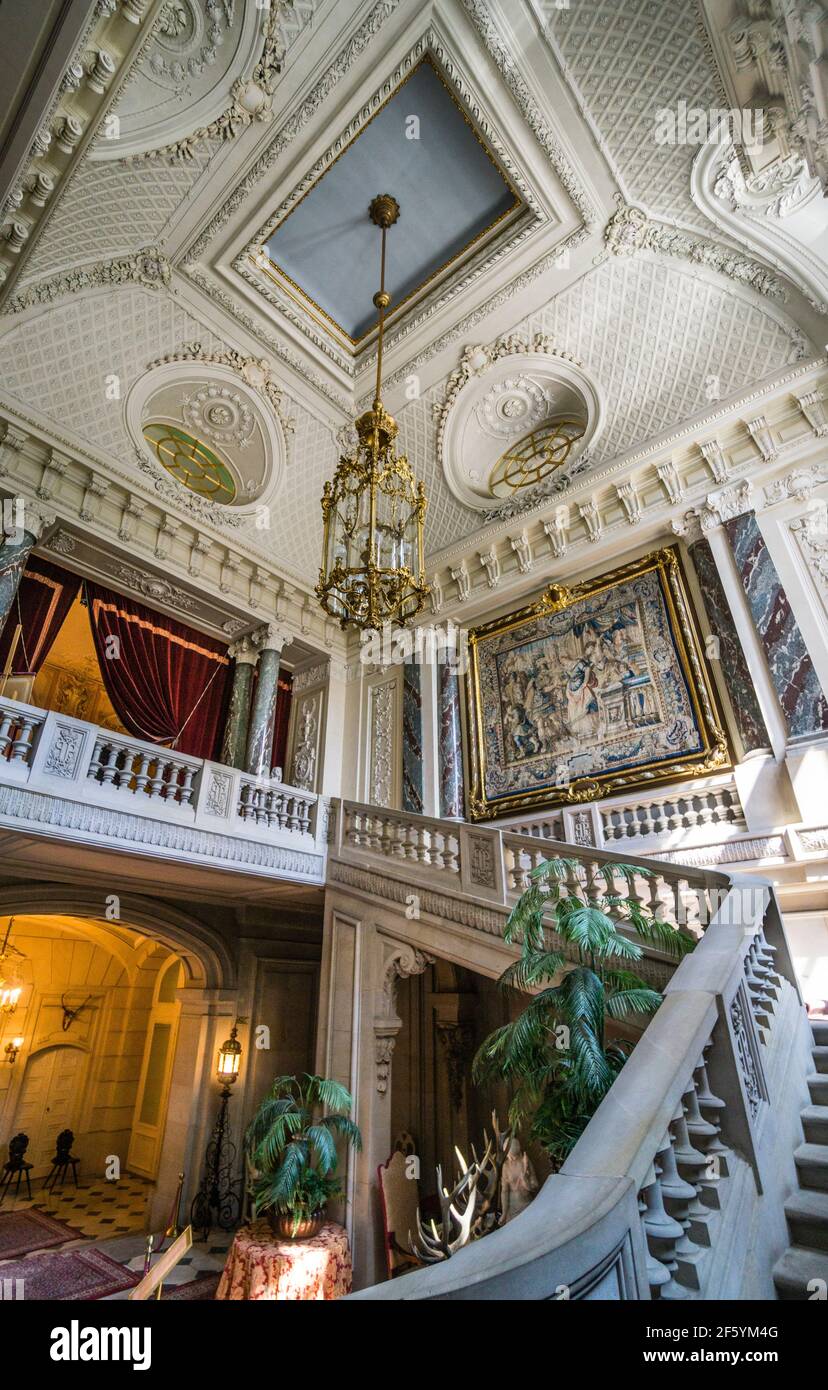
[
  {"x1": 336, "y1": 799, "x2": 729, "y2": 938},
  {"x1": 337, "y1": 806, "x2": 807, "y2": 1301},
  {"x1": 0, "y1": 694, "x2": 326, "y2": 881}
]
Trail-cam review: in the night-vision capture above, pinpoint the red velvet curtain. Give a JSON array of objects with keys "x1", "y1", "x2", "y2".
[
  {"x1": 0, "y1": 556, "x2": 80, "y2": 676},
  {"x1": 272, "y1": 672, "x2": 293, "y2": 776},
  {"x1": 84, "y1": 581, "x2": 232, "y2": 760}
]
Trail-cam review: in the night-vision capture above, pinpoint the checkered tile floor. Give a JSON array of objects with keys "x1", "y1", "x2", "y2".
[
  {"x1": 0, "y1": 1174, "x2": 234, "y2": 1296},
  {"x1": 1, "y1": 1173, "x2": 153, "y2": 1238}
]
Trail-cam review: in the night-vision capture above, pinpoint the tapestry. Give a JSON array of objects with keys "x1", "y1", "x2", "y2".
[{"x1": 467, "y1": 548, "x2": 729, "y2": 820}]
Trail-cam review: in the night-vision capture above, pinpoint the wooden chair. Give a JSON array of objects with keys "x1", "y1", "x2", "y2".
[
  {"x1": 377, "y1": 1146, "x2": 422, "y2": 1280},
  {"x1": 0, "y1": 1132, "x2": 33, "y2": 1203},
  {"x1": 43, "y1": 1129, "x2": 80, "y2": 1191},
  {"x1": 130, "y1": 1226, "x2": 193, "y2": 1301}
]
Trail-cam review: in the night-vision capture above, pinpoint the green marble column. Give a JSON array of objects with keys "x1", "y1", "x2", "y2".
[
  {"x1": 219, "y1": 636, "x2": 258, "y2": 769},
  {"x1": 244, "y1": 626, "x2": 289, "y2": 778},
  {"x1": 0, "y1": 527, "x2": 38, "y2": 637},
  {"x1": 0, "y1": 497, "x2": 53, "y2": 636}
]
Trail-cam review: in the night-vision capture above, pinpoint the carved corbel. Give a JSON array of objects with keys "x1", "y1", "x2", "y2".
[
  {"x1": 578, "y1": 500, "x2": 602, "y2": 542},
  {"x1": 616, "y1": 480, "x2": 641, "y2": 524},
  {"x1": 154, "y1": 513, "x2": 180, "y2": 561},
  {"x1": 796, "y1": 390, "x2": 828, "y2": 439},
  {"x1": 188, "y1": 533, "x2": 212, "y2": 577},
  {"x1": 510, "y1": 530, "x2": 533, "y2": 572},
  {"x1": 656, "y1": 460, "x2": 684, "y2": 505},
  {"x1": 450, "y1": 561, "x2": 471, "y2": 602},
  {"x1": 479, "y1": 545, "x2": 500, "y2": 588},
  {"x1": 746, "y1": 416, "x2": 777, "y2": 462},
  {"x1": 700, "y1": 440, "x2": 728, "y2": 484},
  {"x1": 37, "y1": 448, "x2": 69, "y2": 502}
]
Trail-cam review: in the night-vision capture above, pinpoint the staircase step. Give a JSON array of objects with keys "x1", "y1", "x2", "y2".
[
  {"x1": 773, "y1": 1245, "x2": 828, "y2": 1299},
  {"x1": 802, "y1": 1105, "x2": 828, "y2": 1145},
  {"x1": 785, "y1": 1189, "x2": 828, "y2": 1252},
  {"x1": 808, "y1": 1074, "x2": 828, "y2": 1105},
  {"x1": 794, "y1": 1143, "x2": 828, "y2": 1192},
  {"x1": 811, "y1": 1019, "x2": 828, "y2": 1046},
  {"x1": 813, "y1": 1046, "x2": 828, "y2": 1075}
]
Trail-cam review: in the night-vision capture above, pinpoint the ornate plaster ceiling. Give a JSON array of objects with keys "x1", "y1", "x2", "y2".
[{"x1": 0, "y1": 0, "x2": 824, "y2": 601}]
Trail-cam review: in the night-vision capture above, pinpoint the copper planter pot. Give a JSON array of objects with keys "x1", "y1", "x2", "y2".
[{"x1": 269, "y1": 1210, "x2": 325, "y2": 1241}]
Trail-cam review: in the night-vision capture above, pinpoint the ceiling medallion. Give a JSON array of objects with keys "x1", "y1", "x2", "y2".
[
  {"x1": 316, "y1": 194, "x2": 429, "y2": 633},
  {"x1": 436, "y1": 336, "x2": 604, "y2": 514},
  {"x1": 181, "y1": 383, "x2": 256, "y2": 450}
]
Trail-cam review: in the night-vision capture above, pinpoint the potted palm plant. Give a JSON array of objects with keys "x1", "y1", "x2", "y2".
[
  {"x1": 474, "y1": 857, "x2": 693, "y2": 1167},
  {"x1": 245, "y1": 1073, "x2": 362, "y2": 1239}
]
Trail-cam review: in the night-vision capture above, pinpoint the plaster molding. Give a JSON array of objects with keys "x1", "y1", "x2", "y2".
[
  {"x1": 603, "y1": 200, "x2": 789, "y2": 304},
  {"x1": 4, "y1": 246, "x2": 171, "y2": 315}
]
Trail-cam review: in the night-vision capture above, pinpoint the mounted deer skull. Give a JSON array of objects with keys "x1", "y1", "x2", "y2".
[{"x1": 60, "y1": 993, "x2": 91, "y2": 1032}]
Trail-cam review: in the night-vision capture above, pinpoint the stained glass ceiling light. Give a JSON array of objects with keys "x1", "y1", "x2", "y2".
[
  {"x1": 316, "y1": 194, "x2": 429, "y2": 632},
  {"x1": 143, "y1": 423, "x2": 237, "y2": 504}
]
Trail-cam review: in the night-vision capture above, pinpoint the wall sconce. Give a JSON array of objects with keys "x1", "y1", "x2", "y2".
[{"x1": 4, "y1": 1037, "x2": 23, "y2": 1064}]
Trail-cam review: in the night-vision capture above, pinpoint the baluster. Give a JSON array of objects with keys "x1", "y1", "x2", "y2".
[
  {"x1": 414, "y1": 825, "x2": 429, "y2": 864},
  {"x1": 99, "y1": 742, "x2": 118, "y2": 786},
  {"x1": 87, "y1": 736, "x2": 104, "y2": 781},
  {"x1": 132, "y1": 752, "x2": 151, "y2": 795},
  {"x1": 657, "y1": 1132, "x2": 705, "y2": 1290},
  {"x1": 670, "y1": 1102, "x2": 710, "y2": 1238},
  {"x1": 639, "y1": 1161, "x2": 691, "y2": 1300},
  {"x1": 161, "y1": 760, "x2": 179, "y2": 800},
  {"x1": 0, "y1": 712, "x2": 14, "y2": 757},
  {"x1": 638, "y1": 1185, "x2": 672, "y2": 1298},
  {"x1": 178, "y1": 766, "x2": 195, "y2": 807},
  {"x1": 10, "y1": 716, "x2": 35, "y2": 763},
  {"x1": 146, "y1": 756, "x2": 165, "y2": 798},
  {"x1": 443, "y1": 832, "x2": 459, "y2": 874},
  {"x1": 299, "y1": 798, "x2": 311, "y2": 834}
]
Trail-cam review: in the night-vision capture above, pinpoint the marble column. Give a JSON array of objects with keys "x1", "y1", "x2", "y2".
[
  {"x1": 438, "y1": 660, "x2": 465, "y2": 819},
  {"x1": 724, "y1": 511, "x2": 828, "y2": 737},
  {"x1": 0, "y1": 501, "x2": 54, "y2": 637},
  {"x1": 401, "y1": 658, "x2": 424, "y2": 813},
  {"x1": 219, "y1": 635, "x2": 258, "y2": 769},
  {"x1": 244, "y1": 624, "x2": 289, "y2": 778},
  {"x1": 689, "y1": 538, "x2": 769, "y2": 754}
]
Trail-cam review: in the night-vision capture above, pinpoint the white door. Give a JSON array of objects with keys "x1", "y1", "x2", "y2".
[{"x1": 12, "y1": 1046, "x2": 85, "y2": 1175}]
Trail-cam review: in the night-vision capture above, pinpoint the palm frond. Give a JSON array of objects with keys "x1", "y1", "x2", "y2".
[{"x1": 605, "y1": 987, "x2": 663, "y2": 1019}]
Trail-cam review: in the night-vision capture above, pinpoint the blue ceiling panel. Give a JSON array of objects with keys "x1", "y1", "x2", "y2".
[{"x1": 264, "y1": 59, "x2": 519, "y2": 340}]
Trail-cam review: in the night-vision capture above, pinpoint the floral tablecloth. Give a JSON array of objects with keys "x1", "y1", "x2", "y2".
[{"x1": 215, "y1": 1219, "x2": 352, "y2": 1301}]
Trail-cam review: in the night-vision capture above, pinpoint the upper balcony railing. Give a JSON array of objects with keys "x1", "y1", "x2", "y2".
[{"x1": 0, "y1": 694, "x2": 327, "y2": 884}]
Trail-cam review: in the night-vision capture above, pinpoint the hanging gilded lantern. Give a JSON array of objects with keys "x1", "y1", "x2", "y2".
[{"x1": 316, "y1": 194, "x2": 429, "y2": 631}]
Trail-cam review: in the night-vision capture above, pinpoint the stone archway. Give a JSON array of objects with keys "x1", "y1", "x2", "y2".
[{"x1": 0, "y1": 887, "x2": 239, "y2": 1229}]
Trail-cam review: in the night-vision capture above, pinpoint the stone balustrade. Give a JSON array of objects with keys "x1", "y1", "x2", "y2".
[
  {"x1": 0, "y1": 694, "x2": 326, "y2": 883},
  {"x1": 334, "y1": 805, "x2": 810, "y2": 1301},
  {"x1": 501, "y1": 774, "x2": 747, "y2": 858}
]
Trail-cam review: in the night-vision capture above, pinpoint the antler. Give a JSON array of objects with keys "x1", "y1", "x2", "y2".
[
  {"x1": 411, "y1": 1152, "x2": 482, "y2": 1264},
  {"x1": 471, "y1": 1111, "x2": 513, "y2": 1237},
  {"x1": 60, "y1": 993, "x2": 92, "y2": 1031}
]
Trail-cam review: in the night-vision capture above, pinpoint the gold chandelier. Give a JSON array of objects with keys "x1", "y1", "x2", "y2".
[
  {"x1": 316, "y1": 194, "x2": 429, "y2": 632},
  {"x1": 0, "y1": 919, "x2": 24, "y2": 1015}
]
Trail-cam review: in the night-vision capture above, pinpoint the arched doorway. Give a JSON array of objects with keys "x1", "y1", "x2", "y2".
[{"x1": 0, "y1": 895, "x2": 237, "y2": 1235}]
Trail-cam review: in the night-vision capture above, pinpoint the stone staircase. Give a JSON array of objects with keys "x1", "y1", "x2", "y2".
[{"x1": 774, "y1": 1019, "x2": 828, "y2": 1299}]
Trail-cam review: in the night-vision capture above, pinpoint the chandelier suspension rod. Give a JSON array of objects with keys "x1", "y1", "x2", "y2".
[{"x1": 373, "y1": 221, "x2": 389, "y2": 409}]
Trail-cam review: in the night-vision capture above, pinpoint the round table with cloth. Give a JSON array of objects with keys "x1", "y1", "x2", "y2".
[{"x1": 215, "y1": 1219, "x2": 352, "y2": 1301}]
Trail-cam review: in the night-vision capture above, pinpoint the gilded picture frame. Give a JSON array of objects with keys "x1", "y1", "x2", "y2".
[{"x1": 465, "y1": 546, "x2": 730, "y2": 821}]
